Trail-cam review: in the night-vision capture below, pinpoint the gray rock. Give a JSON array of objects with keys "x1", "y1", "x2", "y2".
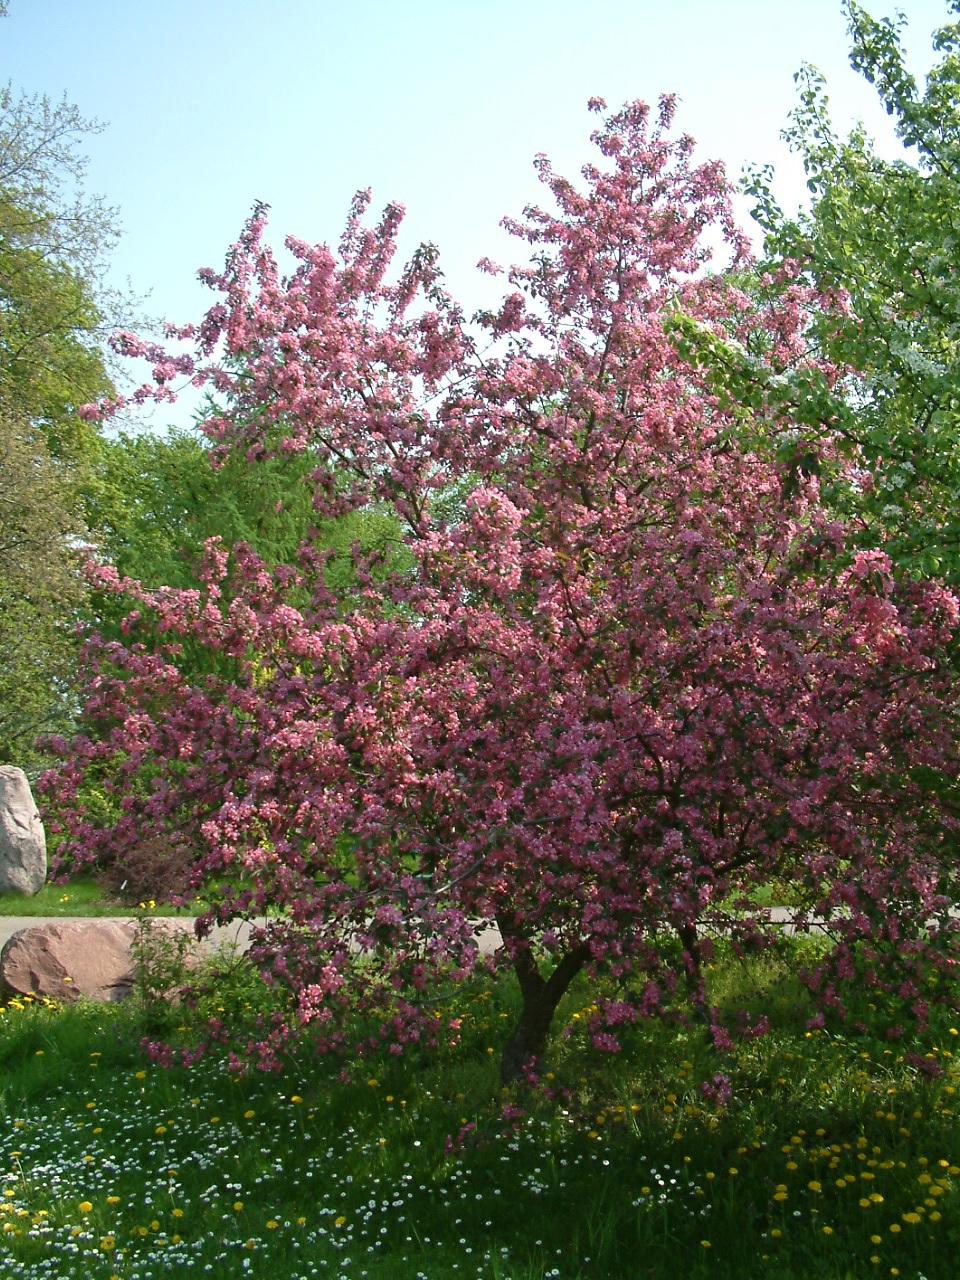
[{"x1": 0, "y1": 767, "x2": 46, "y2": 895}]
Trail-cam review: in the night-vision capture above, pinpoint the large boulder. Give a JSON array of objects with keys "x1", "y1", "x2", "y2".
[
  {"x1": 0, "y1": 767, "x2": 46, "y2": 895},
  {"x1": 0, "y1": 918, "x2": 196, "y2": 1002}
]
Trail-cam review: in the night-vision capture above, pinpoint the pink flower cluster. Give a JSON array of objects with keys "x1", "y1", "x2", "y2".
[{"x1": 41, "y1": 98, "x2": 960, "y2": 1074}]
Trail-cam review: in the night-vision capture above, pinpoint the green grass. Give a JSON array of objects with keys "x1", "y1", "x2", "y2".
[
  {"x1": 0, "y1": 939, "x2": 956, "y2": 1279},
  {"x1": 0, "y1": 875, "x2": 201, "y2": 917}
]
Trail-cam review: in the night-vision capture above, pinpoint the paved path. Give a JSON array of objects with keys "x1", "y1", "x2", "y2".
[
  {"x1": 0, "y1": 915, "x2": 507, "y2": 957},
  {"x1": 0, "y1": 908, "x2": 833, "y2": 961}
]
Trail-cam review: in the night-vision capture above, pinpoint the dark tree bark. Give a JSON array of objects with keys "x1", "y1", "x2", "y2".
[
  {"x1": 499, "y1": 940, "x2": 589, "y2": 1084},
  {"x1": 677, "y1": 920, "x2": 709, "y2": 1021}
]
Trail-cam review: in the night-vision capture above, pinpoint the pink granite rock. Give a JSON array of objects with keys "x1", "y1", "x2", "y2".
[{"x1": 0, "y1": 918, "x2": 196, "y2": 1002}]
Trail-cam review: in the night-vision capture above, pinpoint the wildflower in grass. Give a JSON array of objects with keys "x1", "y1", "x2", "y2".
[
  {"x1": 807, "y1": 1180, "x2": 822, "y2": 1192},
  {"x1": 902, "y1": 1212, "x2": 921, "y2": 1224},
  {"x1": 99, "y1": 1236, "x2": 115, "y2": 1251},
  {"x1": 889, "y1": 1223, "x2": 901, "y2": 1233},
  {"x1": 334, "y1": 1215, "x2": 347, "y2": 1227},
  {"x1": 290, "y1": 1095, "x2": 303, "y2": 1104},
  {"x1": 78, "y1": 1201, "x2": 93, "y2": 1213},
  {"x1": 266, "y1": 1219, "x2": 279, "y2": 1229}
]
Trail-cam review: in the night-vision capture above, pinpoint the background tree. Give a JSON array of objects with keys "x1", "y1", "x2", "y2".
[
  {"x1": 734, "y1": 1, "x2": 960, "y2": 583},
  {"x1": 0, "y1": 59, "x2": 141, "y2": 767},
  {"x1": 0, "y1": 81, "x2": 123, "y2": 461},
  {"x1": 42, "y1": 100, "x2": 960, "y2": 1081},
  {"x1": 0, "y1": 407, "x2": 89, "y2": 769}
]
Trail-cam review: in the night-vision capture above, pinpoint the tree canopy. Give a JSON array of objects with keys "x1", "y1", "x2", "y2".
[
  {"x1": 41, "y1": 97, "x2": 960, "y2": 1081},
  {"x1": 0, "y1": 75, "x2": 125, "y2": 768},
  {"x1": 738, "y1": 1, "x2": 960, "y2": 583}
]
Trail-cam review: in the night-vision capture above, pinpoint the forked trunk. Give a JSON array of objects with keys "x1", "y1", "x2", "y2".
[
  {"x1": 677, "y1": 920, "x2": 708, "y2": 1021},
  {"x1": 499, "y1": 942, "x2": 588, "y2": 1085}
]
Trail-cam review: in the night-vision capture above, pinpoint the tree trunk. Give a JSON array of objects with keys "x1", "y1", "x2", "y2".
[
  {"x1": 677, "y1": 921, "x2": 708, "y2": 1021},
  {"x1": 499, "y1": 942, "x2": 588, "y2": 1085}
]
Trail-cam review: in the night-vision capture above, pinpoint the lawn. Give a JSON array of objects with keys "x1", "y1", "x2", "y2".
[
  {"x1": 0, "y1": 877, "x2": 203, "y2": 918},
  {"x1": 0, "y1": 935, "x2": 956, "y2": 1279}
]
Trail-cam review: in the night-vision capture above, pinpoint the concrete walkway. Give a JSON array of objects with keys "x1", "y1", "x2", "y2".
[
  {"x1": 0, "y1": 907, "x2": 833, "y2": 960},
  {"x1": 0, "y1": 915, "x2": 507, "y2": 958}
]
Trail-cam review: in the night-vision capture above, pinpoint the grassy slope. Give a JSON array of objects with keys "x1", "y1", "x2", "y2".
[{"x1": 0, "y1": 939, "x2": 956, "y2": 1279}]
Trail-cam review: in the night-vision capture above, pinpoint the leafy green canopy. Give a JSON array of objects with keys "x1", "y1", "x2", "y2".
[
  {"x1": 0, "y1": 409, "x2": 89, "y2": 769},
  {"x1": 741, "y1": 1, "x2": 960, "y2": 583}
]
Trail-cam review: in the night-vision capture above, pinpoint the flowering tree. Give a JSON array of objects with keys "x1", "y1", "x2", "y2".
[{"x1": 42, "y1": 99, "x2": 959, "y2": 1081}]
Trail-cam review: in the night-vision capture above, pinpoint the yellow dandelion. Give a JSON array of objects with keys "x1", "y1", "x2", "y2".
[
  {"x1": 78, "y1": 1201, "x2": 93, "y2": 1214},
  {"x1": 334, "y1": 1215, "x2": 347, "y2": 1228}
]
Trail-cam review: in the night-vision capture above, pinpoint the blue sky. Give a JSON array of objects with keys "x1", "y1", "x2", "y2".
[{"x1": 3, "y1": 0, "x2": 951, "y2": 428}]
